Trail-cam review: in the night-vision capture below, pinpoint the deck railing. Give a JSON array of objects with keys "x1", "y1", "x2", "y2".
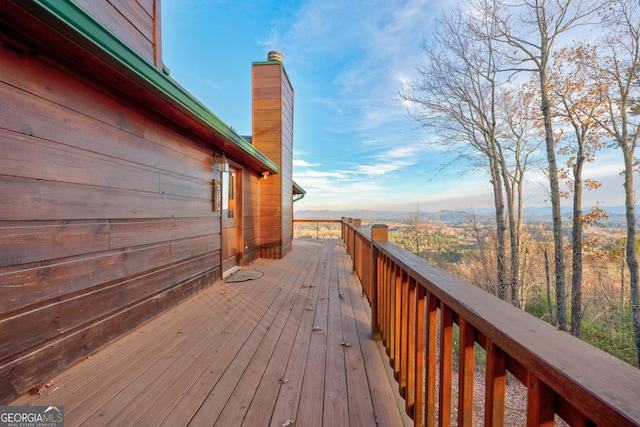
[
  {"x1": 292, "y1": 218, "x2": 342, "y2": 239},
  {"x1": 338, "y1": 217, "x2": 640, "y2": 427}
]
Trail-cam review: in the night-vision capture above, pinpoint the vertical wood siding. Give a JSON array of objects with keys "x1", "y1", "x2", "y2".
[{"x1": 0, "y1": 40, "x2": 221, "y2": 403}]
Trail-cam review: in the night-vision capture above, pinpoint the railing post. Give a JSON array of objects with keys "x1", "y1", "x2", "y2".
[
  {"x1": 347, "y1": 218, "x2": 353, "y2": 257},
  {"x1": 371, "y1": 224, "x2": 388, "y2": 340},
  {"x1": 352, "y1": 219, "x2": 361, "y2": 272},
  {"x1": 349, "y1": 218, "x2": 362, "y2": 271}
]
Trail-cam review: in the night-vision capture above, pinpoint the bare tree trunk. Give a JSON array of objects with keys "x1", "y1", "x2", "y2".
[
  {"x1": 516, "y1": 169, "x2": 525, "y2": 306},
  {"x1": 489, "y1": 156, "x2": 508, "y2": 300},
  {"x1": 622, "y1": 149, "x2": 640, "y2": 367},
  {"x1": 409, "y1": 209, "x2": 423, "y2": 255},
  {"x1": 544, "y1": 247, "x2": 555, "y2": 326},
  {"x1": 549, "y1": 44, "x2": 604, "y2": 338},
  {"x1": 570, "y1": 153, "x2": 584, "y2": 337},
  {"x1": 497, "y1": 143, "x2": 520, "y2": 307},
  {"x1": 621, "y1": 244, "x2": 626, "y2": 310},
  {"x1": 540, "y1": 69, "x2": 567, "y2": 331},
  {"x1": 471, "y1": 216, "x2": 496, "y2": 295},
  {"x1": 499, "y1": 85, "x2": 537, "y2": 310},
  {"x1": 506, "y1": 191, "x2": 519, "y2": 307}
]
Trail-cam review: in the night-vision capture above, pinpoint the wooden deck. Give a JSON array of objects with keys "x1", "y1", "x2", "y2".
[{"x1": 10, "y1": 239, "x2": 411, "y2": 427}]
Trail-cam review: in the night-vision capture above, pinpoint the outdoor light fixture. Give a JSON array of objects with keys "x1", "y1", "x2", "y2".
[
  {"x1": 262, "y1": 171, "x2": 269, "y2": 180},
  {"x1": 213, "y1": 154, "x2": 229, "y2": 173}
]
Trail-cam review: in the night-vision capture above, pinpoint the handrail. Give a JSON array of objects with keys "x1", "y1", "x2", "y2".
[
  {"x1": 292, "y1": 219, "x2": 342, "y2": 239},
  {"x1": 339, "y1": 218, "x2": 640, "y2": 427},
  {"x1": 293, "y1": 219, "x2": 342, "y2": 223}
]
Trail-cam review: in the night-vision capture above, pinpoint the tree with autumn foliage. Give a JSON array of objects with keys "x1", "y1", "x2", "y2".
[
  {"x1": 549, "y1": 44, "x2": 609, "y2": 337},
  {"x1": 585, "y1": 0, "x2": 640, "y2": 366},
  {"x1": 497, "y1": 82, "x2": 544, "y2": 307},
  {"x1": 400, "y1": 0, "x2": 640, "y2": 366},
  {"x1": 490, "y1": 0, "x2": 601, "y2": 331},
  {"x1": 399, "y1": 2, "x2": 511, "y2": 300}
]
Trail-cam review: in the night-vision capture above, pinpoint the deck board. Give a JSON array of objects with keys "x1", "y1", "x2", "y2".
[
  {"x1": 324, "y1": 244, "x2": 349, "y2": 427},
  {"x1": 10, "y1": 239, "x2": 411, "y2": 426},
  {"x1": 338, "y1": 250, "x2": 379, "y2": 427}
]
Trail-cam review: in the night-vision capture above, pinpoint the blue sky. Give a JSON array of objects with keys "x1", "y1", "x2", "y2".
[{"x1": 161, "y1": 0, "x2": 627, "y2": 213}]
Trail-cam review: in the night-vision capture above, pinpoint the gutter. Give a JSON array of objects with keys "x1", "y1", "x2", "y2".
[{"x1": 293, "y1": 181, "x2": 306, "y2": 202}]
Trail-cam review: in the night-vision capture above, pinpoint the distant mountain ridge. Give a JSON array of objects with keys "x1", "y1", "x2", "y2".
[
  {"x1": 294, "y1": 206, "x2": 629, "y2": 224},
  {"x1": 293, "y1": 209, "x2": 484, "y2": 223}
]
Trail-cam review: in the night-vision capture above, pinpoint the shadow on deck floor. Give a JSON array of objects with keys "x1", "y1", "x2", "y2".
[{"x1": 11, "y1": 239, "x2": 411, "y2": 427}]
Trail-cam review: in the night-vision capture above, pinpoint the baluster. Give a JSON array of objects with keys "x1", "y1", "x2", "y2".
[
  {"x1": 397, "y1": 270, "x2": 411, "y2": 399},
  {"x1": 425, "y1": 291, "x2": 438, "y2": 427},
  {"x1": 391, "y1": 265, "x2": 402, "y2": 373},
  {"x1": 414, "y1": 284, "x2": 426, "y2": 426},
  {"x1": 458, "y1": 318, "x2": 475, "y2": 426},
  {"x1": 527, "y1": 374, "x2": 555, "y2": 426},
  {"x1": 405, "y1": 276, "x2": 417, "y2": 417},
  {"x1": 485, "y1": 341, "x2": 506, "y2": 427},
  {"x1": 438, "y1": 303, "x2": 453, "y2": 425}
]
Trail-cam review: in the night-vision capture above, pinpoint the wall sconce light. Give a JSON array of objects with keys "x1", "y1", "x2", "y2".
[
  {"x1": 262, "y1": 171, "x2": 270, "y2": 180},
  {"x1": 213, "y1": 154, "x2": 229, "y2": 173}
]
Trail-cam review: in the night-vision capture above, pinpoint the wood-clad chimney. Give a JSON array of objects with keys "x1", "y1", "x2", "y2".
[{"x1": 252, "y1": 51, "x2": 294, "y2": 258}]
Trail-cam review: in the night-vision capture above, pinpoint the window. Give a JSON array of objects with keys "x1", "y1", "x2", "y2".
[{"x1": 222, "y1": 169, "x2": 236, "y2": 219}]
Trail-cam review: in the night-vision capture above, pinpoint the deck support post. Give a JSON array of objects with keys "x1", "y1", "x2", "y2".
[{"x1": 371, "y1": 224, "x2": 388, "y2": 340}]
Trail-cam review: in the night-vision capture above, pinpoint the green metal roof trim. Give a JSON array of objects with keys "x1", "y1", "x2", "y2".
[
  {"x1": 26, "y1": 0, "x2": 279, "y2": 174},
  {"x1": 292, "y1": 181, "x2": 306, "y2": 196},
  {"x1": 292, "y1": 181, "x2": 305, "y2": 202}
]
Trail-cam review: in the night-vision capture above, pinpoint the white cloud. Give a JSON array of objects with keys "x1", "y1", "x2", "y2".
[
  {"x1": 354, "y1": 159, "x2": 415, "y2": 177},
  {"x1": 385, "y1": 145, "x2": 424, "y2": 159},
  {"x1": 279, "y1": 0, "x2": 446, "y2": 133},
  {"x1": 294, "y1": 169, "x2": 352, "y2": 179},
  {"x1": 293, "y1": 159, "x2": 320, "y2": 167}
]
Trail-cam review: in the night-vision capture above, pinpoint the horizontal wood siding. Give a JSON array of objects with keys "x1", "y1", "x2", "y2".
[
  {"x1": 74, "y1": 0, "x2": 155, "y2": 64},
  {"x1": 253, "y1": 64, "x2": 281, "y2": 259},
  {"x1": 242, "y1": 173, "x2": 262, "y2": 265},
  {"x1": 0, "y1": 39, "x2": 221, "y2": 403},
  {"x1": 280, "y1": 70, "x2": 294, "y2": 256}
]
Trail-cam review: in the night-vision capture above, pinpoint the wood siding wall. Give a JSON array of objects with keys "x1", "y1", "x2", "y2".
[
  {"x1": 242, "y1": 173, "x2": 263, "y2": 265},
  {"x1": 74, "y1": 0, "x2": 162, "y2": 68},
  {"x1": 252, "y1": 63, "x2": 294, "y2": 259},
  {"x1": 0, "y1": 39, "x2": 220, "y2": 403},
  {"x1": 281, "y1": 69, "x2": 294, "y2": 256}
]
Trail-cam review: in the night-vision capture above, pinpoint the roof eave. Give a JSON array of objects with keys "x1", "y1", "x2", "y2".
[{"x1": 16, "y1": 0, "x2": 279, "y2": 175}]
